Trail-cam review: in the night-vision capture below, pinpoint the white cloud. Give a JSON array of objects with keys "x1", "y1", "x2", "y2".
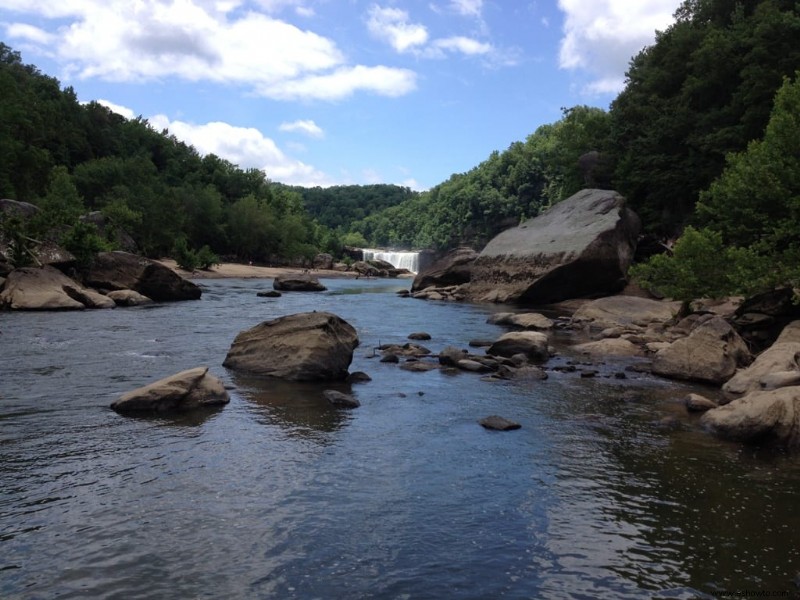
[
  {"x1": 6, "y1": 22, "x2": 54, "y2": 44},
  {"x1": 150, "y1": 114, "x2": 333, "y2": 186},
  {"x1": 448, "y1": 0, "x2": 483, "y2": 18},
  {"x1": 279, "y1": 119, "x2": 324, "y2": 138},
  {"x1": 97, "y1": 99, "x2": 136, "y2": 119},
  {"x1": 432, "y1": 36, "x2": 491, "y2": 56},
  {"x1": 557, "y1": 0, "x2": 682, "y2": 95},
  {"x1": 1, "y1": 0, "x2": 417, "y2": 102},
  {"x1": 366, "y1": 5, "x2": 429, "y2": 53},
  {"x1": 260, "y1": 65, "x2": 417, "y2": 101}
]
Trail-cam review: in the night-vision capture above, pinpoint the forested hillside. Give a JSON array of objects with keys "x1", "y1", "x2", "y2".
[
  {"x1": 0, "y1": 42, "x2": 342, "y2": 266},
  {"x1": 348, "y1": 0, "x2": 800, "y2": 258}
]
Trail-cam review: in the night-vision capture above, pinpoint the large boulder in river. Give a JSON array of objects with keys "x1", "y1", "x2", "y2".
[
  {"x1": 110, "y1": 367, "x2": 229, "y2": 414},
  {"x1": 701, "y1": 386, "x2": 800, "y2": 448},
  {"x1": 273, "y1": 273, "x2": 327, "y2": 292},
  {"x1": 83, "y1": 251, "x2": 201, "y2": 301},
  {"x1": 223, "y1": 311, "x2": 359, "y2": 381},
  {"x1": 466, "y1": 189, "x2": 640, "y2": 304},
  {"x1": 652, "y1": 317, "x2": 751, "y2": 384},
  {"x1": 722, "y1": 342, "x2": 800, "y2": 395},
  {"x1": 0, "y1": 265, "x2": 115, "y2": 310},
  {"x1": 411, "y1": 247, "x2": 478, "y2": 292}
]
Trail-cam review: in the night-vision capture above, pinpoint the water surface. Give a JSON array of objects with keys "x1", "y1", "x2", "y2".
[{"x1": 2, "y1": 278, "x2": 799, "y2": 599}]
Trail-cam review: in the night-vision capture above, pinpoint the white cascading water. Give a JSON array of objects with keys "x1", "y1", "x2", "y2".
[{"x1": 362, "y1": 249, "x2": 420, "y2": 273}]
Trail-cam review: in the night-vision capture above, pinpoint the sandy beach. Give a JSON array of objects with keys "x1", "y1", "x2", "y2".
[{"x1": 157, "y1": 258, "x2": 383, "y2": 280}]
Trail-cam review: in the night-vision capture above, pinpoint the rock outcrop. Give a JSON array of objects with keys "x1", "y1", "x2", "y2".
[
  {"x1": 110, "y1": 367, "x2": 229, "y2": 414},
  {"x1": 411, "y1": 247, "x2": 477, "y2": 292},
  {"x1": 84, "y1": 251, "x2": 201, "y2": 301},
  {"x1": 701, "y1": 386, "x2": 800, "y2": 448},
  {"x1": 722, "y1": 342, "x2": 800, "y2": 395},
  {"x1": 106, "y1": 289, "x2": 153, "y2": 306},
  {"x1": 651, "y1": 317, "x2": 751, "y2": 384},
  {"x1": 466, "y1": 189, "x2": 640, "y2": 304},
  {"x1": 223, "y1": 311, "x2": 359, "y2": 381},
  {"x1": 273, "y1": 273, "x2": 327, "y2": 292},
  {"x1": 0, "y1": 266, "x2": 115, "y2": 310},
  {"x1": 572, "y1": 296, "x2": 681, "y2": 330}
]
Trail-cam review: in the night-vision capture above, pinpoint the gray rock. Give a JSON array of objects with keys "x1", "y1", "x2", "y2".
[
  {"x1": 223, "y1": 311, "x2": 358, "y2": 381},
  {"x1": 479, "y1": 415, "x2": 522, "y2": 431},
  {"x1": 84, "y1": 251, "x2": 201, "y2": 301},
  {"x1": 273, "y1": 273, "x2": 326, "y2": 292},
  {"x1": 457, "y1": 359, "x2": 493, "y2": 373},
  {"x1": 107, "y1": 289, "x2": 153, "y2": 306},
  {"x1": 466, "y1": 189, "x2": 640, "y2": 304},
  {"x1": 0, "y1": 266, "x2": 115, "y2": 310},
  {"x1": 110, "y1": 367, "x2": 229, "y2": 414},
  {"x1": 572, "y1": 296, "x2": 681, "y2": 330},
  {"x1": 411, "y1": 246, "x2": 477, "y2": 292},
  {"x1": 572, "y1": 338, "x2": 643, "y2": 357},
  {"x1": 347, "y1": 371, "x2": 372, "y2": 383},
  {"x1": 685, "y1": 393, "x2": 718, "y2": 412},
  {"x1": 722, "y1": 342, "x2": 800, "y2": 395},
  {"x1": 257, "y1": 290, "x2": 282, "y2": 298},
  {"x1": 487, "y1": 331, "x2": 550, "y2": 362},
  {"x1": 408, "y1": 332, "x2": 432, "y2": 340},
  {"x1": 652, "y1": 317, "x2": 751, "y2": 385},
  {"x1": 701, "y1": 386, "x2": 800, "y2": 447},
  {"x1": 324, "y1": 389, "x2": 360, "y2": 408},
  {"x1": 439, "y1": 345, "x2": 468, "y2": 367}
]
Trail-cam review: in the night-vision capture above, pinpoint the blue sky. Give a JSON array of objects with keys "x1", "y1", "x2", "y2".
[{"x1": 1, "y1": 0, "x2": 682, "y2": 190}]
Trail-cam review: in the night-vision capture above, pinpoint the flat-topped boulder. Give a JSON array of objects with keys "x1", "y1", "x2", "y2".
[
  {"x1": 466, "y1": 189, "x2": 640, "y2": 304},
  {"x1": 84, "y1": 251, "x2": 201, "y2": 301},
  {"x1": 487, "y1": 331, "x2": 550, "y2": 362},
  {"x1": 273, "y1": 273, "x2": 327, "y2": 292},
  {"x1": 223, "y1": 311, "x2": 359, "y2": 381},
  {"x1": 0, "y1": 265, "x2": 115, "y2": 310},
  {"x1": 572, "y1": 296, "x2": 682, "y2": 330},
  {"x1": 110, "y1": 367, "x2": 229, "y2": 414}
]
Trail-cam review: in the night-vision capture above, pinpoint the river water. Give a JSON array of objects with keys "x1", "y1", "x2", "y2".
[{"x1": 2, "y1": 278, "x2": 799, "y2": 599}]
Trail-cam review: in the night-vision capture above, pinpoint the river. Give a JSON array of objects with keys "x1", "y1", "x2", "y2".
[{"x1": 2, "y1": 278, "x2": 799, "y2": 599}]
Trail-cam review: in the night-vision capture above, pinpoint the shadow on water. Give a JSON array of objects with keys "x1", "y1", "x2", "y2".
[
  {"x1": 230, "y1": 372, "x2": 354, "y2": 439},
  {"x1": 107, "y1": 405, "x2": 227, "y2": 428}
]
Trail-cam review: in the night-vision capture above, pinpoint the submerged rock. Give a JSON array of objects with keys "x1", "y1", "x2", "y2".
[
  {"x1": 110, "y1": 367, "x2": 229, "y2": 414},
  {"x1": 223, "y1": 311, "x2": 359, "y2": 381},
  {"x1": 466, "y1": 189, "x2": 640, "y2": 304}
]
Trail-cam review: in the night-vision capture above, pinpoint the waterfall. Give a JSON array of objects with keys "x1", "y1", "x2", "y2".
[{"x1": 362, "y1": 248, "x2": 420, "y2": 273}]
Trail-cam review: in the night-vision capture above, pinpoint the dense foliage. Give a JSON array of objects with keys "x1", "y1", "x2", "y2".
[
  {"x1": 632, "y1": 72, "x2": 800, "y2": 299},
  {"x1": 0, "y1": 43, "x2": 336, "y2": 266},
  {"x1": 349, "y1": 106, "x2": 613, "y2": 250},
  {"x1": 609, "y1": 0, "x2": 800, "y2": 235}
]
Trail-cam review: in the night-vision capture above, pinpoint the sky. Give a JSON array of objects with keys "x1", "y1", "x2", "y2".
[{"x1": 0, "y1": 0, "x2": 683, "y2": 191}]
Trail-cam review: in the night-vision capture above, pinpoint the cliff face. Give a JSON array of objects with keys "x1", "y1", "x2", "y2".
[{"x1": 466, "y1": 189, "x2": 641, "y2": 304}]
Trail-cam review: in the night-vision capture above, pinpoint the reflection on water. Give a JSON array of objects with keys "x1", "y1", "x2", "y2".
[{"x1": 1, "y1": 277, "x2": 800, "y2": 599}]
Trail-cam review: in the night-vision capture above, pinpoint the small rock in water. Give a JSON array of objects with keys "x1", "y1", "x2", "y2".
[
  {"x1": 381, "y1": 353, "x2": 400, "y2": 363},
  {"x1": 408, "y1": 332, "x2": 432, "y2": 340},
  {"x1": 257, "y1": 290, "x2": 282, "y2": 298},
  {"x1": 347, "y1": 371, "x2": 372, "y2": 383},
  {"x1": 479, "y1": 415, "x2": 521, "y2": 431},
  {"x1": 323, "y1": 389, "x2": 360, "y2": 408}
]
